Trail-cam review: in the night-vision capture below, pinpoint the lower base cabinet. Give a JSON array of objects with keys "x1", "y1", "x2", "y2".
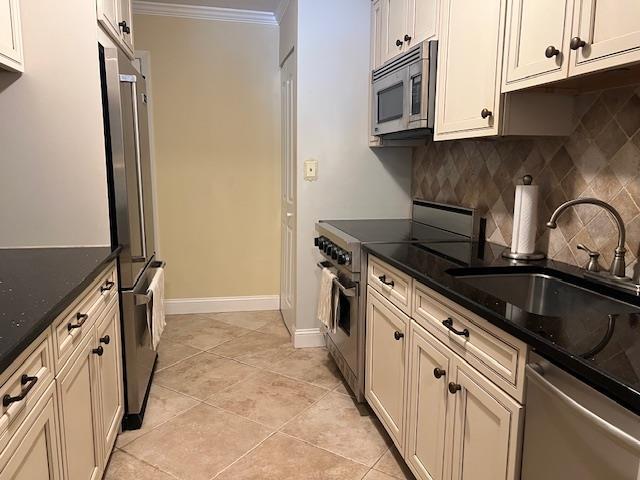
[
  {"x1": 57, "y1": 334, "x2": 103, "y2": 480},
  {"x1": 0, "y1": 383, "x2": 62, "y2": 480},
  {"x1": 365, "y1": 287, "x2": 409, "y2": 452}
]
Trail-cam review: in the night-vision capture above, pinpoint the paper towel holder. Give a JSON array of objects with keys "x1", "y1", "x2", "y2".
[{"x1": 501, "y1": 174, "x2": 546, "y2": 261}]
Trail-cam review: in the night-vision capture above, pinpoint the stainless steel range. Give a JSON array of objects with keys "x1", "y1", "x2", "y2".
[{"x1": 315, "y1": 201, "x2": 481, "y2": 401}]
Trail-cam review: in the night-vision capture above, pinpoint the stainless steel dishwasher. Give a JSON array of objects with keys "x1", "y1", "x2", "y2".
[{"x1": 521, "y1": 353, "x2": 640, "y2": 480}]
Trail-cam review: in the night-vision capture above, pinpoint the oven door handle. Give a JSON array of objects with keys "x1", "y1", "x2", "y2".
[{"x1": 317, "y1": 261, "x2": 357, "y2": 297}]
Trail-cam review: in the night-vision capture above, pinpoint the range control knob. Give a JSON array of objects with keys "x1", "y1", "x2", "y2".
[
  {"x1": 332, "y1": 248, "x2": 341, "y2": 260},
  {"x1": 342, "y1": 253, "x2": 352, "y2": 266},
  {"x1": 325, "y1": 244, "x2": 334, "y2": 256},
  {"x1": 337, "y1": 253, "x2": 347, "y2": 265},
  {"x1": 314, "y1": 237, "x2": 320, "y2": 247}
]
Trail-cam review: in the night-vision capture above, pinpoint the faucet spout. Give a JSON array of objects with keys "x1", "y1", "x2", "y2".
[{"x1": 546, "y1": 198, "x2": 627, "y2": 278}]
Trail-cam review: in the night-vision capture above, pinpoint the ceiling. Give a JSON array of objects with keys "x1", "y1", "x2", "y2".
[{"x1": 160, "y1": 0, "x2": 283, "y2": 12}]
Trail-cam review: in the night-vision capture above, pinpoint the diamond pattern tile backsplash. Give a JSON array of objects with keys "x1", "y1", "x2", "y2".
[{"x1": 412, "y1": 84, "x2": 640, "y2": 278}]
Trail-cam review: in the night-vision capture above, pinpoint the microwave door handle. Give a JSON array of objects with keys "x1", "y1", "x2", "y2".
[{"x1": 122, "y1": 75, "x2": 148, "y2": 262}]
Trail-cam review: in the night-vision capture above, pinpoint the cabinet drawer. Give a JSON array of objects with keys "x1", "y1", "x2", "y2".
[
  {"x1": 0, "y1": 332, "x2": 55, "y2": 456},
  {"x1": 53, "y1": 265, "x2": 117, "y2": 373},
  {"x1": 412, "y1": 282, "x2": 527, "y2": 402},
  {"x1": 368, "y1": 256, "x2": 413, "y2": 315}
]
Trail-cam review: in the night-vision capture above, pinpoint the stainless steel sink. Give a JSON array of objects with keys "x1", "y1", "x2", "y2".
[{"x1": 450, "y1": 271, "x2": 637, "y2": 317}]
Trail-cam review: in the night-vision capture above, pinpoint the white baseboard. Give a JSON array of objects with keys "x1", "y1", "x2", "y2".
[
  {"x1": 165, "y1": 295, "x2": 280, "y2": 315},
  {"x1": 293, "y1": 328, "x2": 326, "y2": 348}
]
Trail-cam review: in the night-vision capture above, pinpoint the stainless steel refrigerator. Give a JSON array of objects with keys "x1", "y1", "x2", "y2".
[{"x1": 99, "y1": 43, "x2": 163, "y2": 429}]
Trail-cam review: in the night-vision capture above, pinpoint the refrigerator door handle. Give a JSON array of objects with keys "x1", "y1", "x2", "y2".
[{"x1": 120, "y1": 73, "x2": 147, "y2": 262}]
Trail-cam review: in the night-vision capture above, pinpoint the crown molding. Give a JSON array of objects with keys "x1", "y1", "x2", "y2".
[
  {"x1": 274, "y1": 0, "x2": 289, "y2": 23},
  {"x1": 132, "y1": 1, "x2": 279, "y2": 26}
]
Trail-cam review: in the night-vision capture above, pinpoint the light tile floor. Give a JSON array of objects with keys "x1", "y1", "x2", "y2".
[{"x1": 105, "y1": 311, "x2": 415, "y2": 480}]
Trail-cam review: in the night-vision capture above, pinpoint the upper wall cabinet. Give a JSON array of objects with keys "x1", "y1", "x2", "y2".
[
  {"x1": 435, "y1": 0, "x2": 506, "y2": 139},
  {"x1": 503, "y1": 0, "x2": 574, "y2": 91},
  {"x1": 375, "y1": 0, "x2": 438, "y2": 68},
  {"x1": 0, "y1": 0, "x2": 23, "y2": 72},
  {"x1": 570, "y1": 0, "x2": 640, "y2": 76},
  {"x1": 97, "y1": 0, "x2": 134, "y2": 58},
  {"x1": 504, "y1": 0, "x2": 640, "y2": 91}
]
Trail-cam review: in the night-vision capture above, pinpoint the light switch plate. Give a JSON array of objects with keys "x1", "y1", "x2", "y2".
[{"x1": 304, "y1": 159, "x2": 318, "y2": 181}]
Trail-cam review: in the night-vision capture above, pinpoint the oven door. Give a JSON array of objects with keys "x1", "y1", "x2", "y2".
[
  {"x1": 371, "y1": 67, "x2": 409, "y2": 136},
  {"x1": 326, "y1": 272, "x2": 359, "y2": 377}
]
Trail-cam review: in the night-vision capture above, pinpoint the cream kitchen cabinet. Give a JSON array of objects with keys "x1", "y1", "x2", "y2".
[
  {"x1": 446, "y1": 357, "x2": 523, "y2": 480},
  {"x1": 504, "y1": 0, "x2": 640, "y2": 91},
  {"x1": 365, "y1": 287, "x2": 409, "y2": 452},
  {"x1": 57, "y1": 332, "x2": 103, "y2": 480},
  {"x1": 569, "y1": 0, "x2": 640, "y2": 76},
  {"x1": 435, "y1": 0, "x2": 506, "y2": 139},
  {"x1": 502, "y1": 0, "x2": 574, "y2": 91},
  {"x1": 0, "y1": 0, "x2": 23, "y2": 72},
  {"x1": 0, "y1": 383, "x2": 62, "y2": 480},
  {"x1": 97, "y1": 0, "x2": 134, "y2": 58},
  {"x1": 435, "y1": 0, "x2": 574, "y2": 140},
  {"x1": 375, "y1": 0, "x2": 438, "y2": 68}
]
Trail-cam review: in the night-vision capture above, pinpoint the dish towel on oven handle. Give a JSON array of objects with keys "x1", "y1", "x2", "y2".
[
  {"x1": 146, "y1": 266, "x2": 166, "y2": 350},
  {"x1": 317, "y1": 267, "x2": 337, "y2": 333}
]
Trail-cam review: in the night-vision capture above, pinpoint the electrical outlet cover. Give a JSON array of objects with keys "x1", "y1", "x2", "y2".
[{"x1": 304, "y1": 159, "x2": 318, "y2": 181}]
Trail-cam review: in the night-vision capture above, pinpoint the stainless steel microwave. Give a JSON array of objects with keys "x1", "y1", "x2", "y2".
[{"x1": 371, "y1": 41, "x2": 437, "y2": 138}]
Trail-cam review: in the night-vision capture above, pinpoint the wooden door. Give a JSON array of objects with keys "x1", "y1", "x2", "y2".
[
  {"x1": 406, "y1": 0, "x2": 438, "y2": 48},
  {"x1": 381, "y1": 0, "x2": 409, "y2": 63},
  {"x1": 570, "y1": 0, "x2": 640, "y2": 76},
  {"x1": 57, "y1": 335, "x2": 102, "y2": 480},
  {"x1": 280, "y1": 53, "x2": 296, "y2": 335},
  {"x1": 405, "y1": 322, "x2": 451, "y2": 480},
  {"x1": 95, "y1": 304, "x2": 124, "y2": 466},
  {"x1": 0, "y1": 0, "x2": 22, "y2": 72},
  {"x1": 502, "y1": 0, "x2": 573, "y2": 91},
  {"x1": 365, "y1": 288, "x2": 409, "y2": 452},
  {"x1": 96, "y1": 0, "x2": 120, "y2": 43},
  {"x1": 0, "y1": 384, "x2": 62, "y2": 480},
  {"x1": 445, "y1": 359, "x2": 523, "y2": 480},
  {"x1": 119, "y1": 0, "x2": 134, "y2": 57},
  {"x1": 435, "y1": 0, "x2": 506, "y2": 140}
]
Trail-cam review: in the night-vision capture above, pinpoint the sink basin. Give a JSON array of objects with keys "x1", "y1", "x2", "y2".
[{"x1": 449, "y1": 270, "x2": 637, "y2": 317}]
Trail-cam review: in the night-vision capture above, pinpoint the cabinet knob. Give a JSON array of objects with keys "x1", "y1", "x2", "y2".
[
  {"x1": 396, "y1": 39, "x2": 403, "y2": 47},
  {"x1": 433, "y1": 368, "x2": 446, "y2": 379},
  {"x1": 545, "y1": 46, "x2": 560, "y2": 58},
  {"x1": 570, "y1": 37, "x2": 586, "y2": 50},
  {"x1": 404, "y1": 34, "x2": 412, "y2": 42},
  {"x1": 100, "y1": 335, "x2": 111, "y2": 345},
  {"x1": 448, "y1": 382, "x2": 462, "y2": 394},
  {"x1": 481, "y1": 108, "x2": 493, "y2": 119},
  {"x1": 92, "y1": 346, "x2": 104, "y2": 356},
  {"x1": 393, "y1": 331, "x2": 404, "y2": 340},
  {"x1": 119, "y1": 20, "x2": 131, "y2": 34}
]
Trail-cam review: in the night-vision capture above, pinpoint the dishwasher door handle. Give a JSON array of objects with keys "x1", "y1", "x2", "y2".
[{"x1": 526, "y1": 364, "x2": 640, "y2": 451}]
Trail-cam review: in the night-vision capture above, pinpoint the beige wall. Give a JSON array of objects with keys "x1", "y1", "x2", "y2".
[
  {"x1": 133, "y1": 14, "x2": 280, "y2": 299},
  {"x1": 0, "y1": 0, "x2": 110, "y2": 247}
]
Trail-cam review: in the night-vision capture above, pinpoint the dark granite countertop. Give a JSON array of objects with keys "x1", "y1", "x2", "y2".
[
  {"x1": 0, "y1": 246, "x2": 120, "y2": 373},
  {"x1": 364, "y1": 240, "x2": 640, "y2": 415}
]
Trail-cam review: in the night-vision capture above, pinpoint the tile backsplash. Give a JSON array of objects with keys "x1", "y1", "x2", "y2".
[{"x1": 412, "y1": 84, "x2": 640, "y2": 277}]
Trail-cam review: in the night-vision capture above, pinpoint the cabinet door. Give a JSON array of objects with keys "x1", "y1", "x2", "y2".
[
  {"x1": 406, "y1": 0, "x2": 438, "y2": 48},
  {"x1": 95, "y1": 303, "x2": 124, "y2": 466},
  {"x1": 381, "y1": 0, "x2": 409, "y2": 64},
  {"x1": 570, "y1": 0, "x2": 640, "y2": 76},
  {"x1": 502, "y1": 0, "x2": 573, "y2": 92},
  {"x1": 365, "y1": 287, "x2": 409, "y2": 452},
  {"x1": 97, "y1": 0, "x2": 121, "y2": 42},
  {"x1": 57, "y1": 335, "x2": 102, "y2": 480},
  {"x1": 0, "y1": 384, "x2": 62, "y2": 480},
  {"x1": 445, "y1": 359, "x2": 523, "y2": 480},
  {"x1": 371, "y1": 0, "x2": 384, "y2": 69},
  {"x1": 119, "y1": 0, "x2": 134, "y2": 57},
  {"x1": 0, "y1": 0, "x2": 23, "y2": 72},
  {"x1": 435, "y1": 0, "x2": 506, "y2": 140},
  {"x1": 405, "y1": 322, "x2": 451, "y2": 480}
]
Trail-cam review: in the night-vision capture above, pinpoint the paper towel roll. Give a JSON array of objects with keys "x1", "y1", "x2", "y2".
[{"x1": 511, "y1": 182, "x2": 539, "y2": 255}]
